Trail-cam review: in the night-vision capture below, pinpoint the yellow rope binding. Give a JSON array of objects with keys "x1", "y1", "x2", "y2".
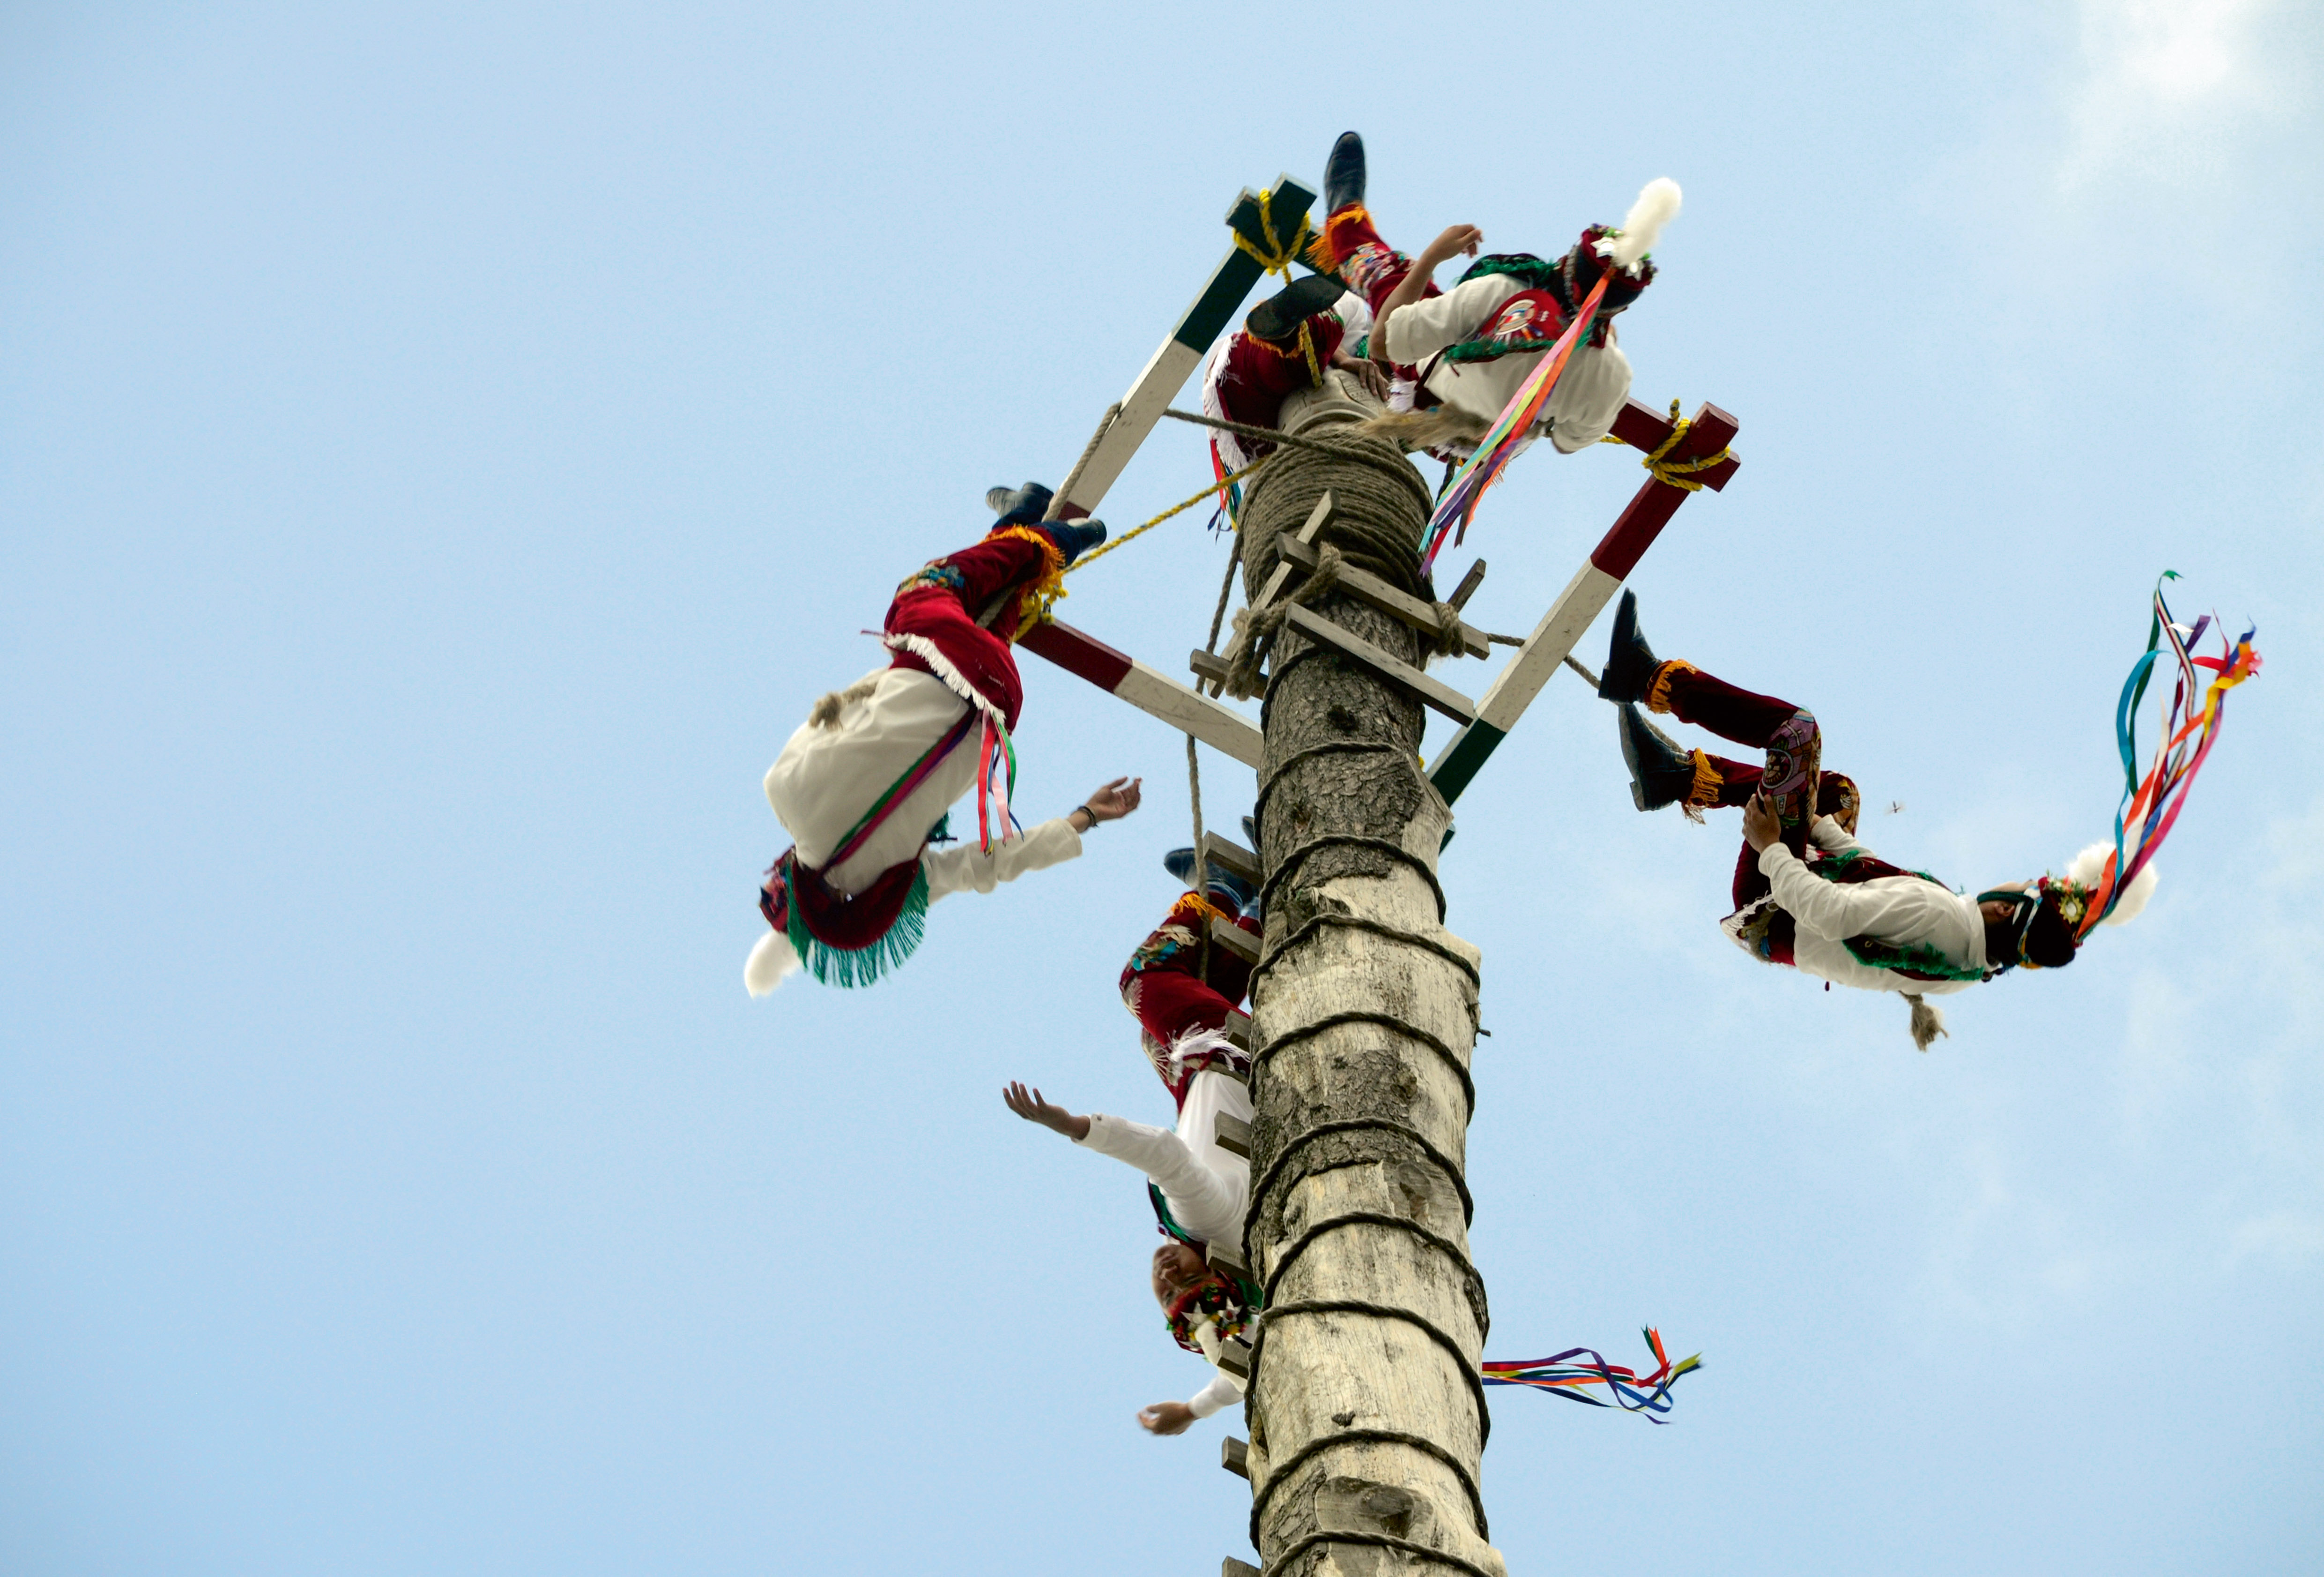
[
  {"x1": 1230, "y1": 188, "x2": 1314, "y2": 288},
  {"x1": 1597, "y1": 397, "x2": 1735, "y2": 491},
  {"x1": 1062, "y1": 454, "x2": 1273, "y2": 576}
]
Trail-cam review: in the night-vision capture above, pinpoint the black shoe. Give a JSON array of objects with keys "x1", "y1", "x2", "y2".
[
  {"x1": 1164, "y1": 848, "x2": 1258, "y2": 916},
  {"x1": 986, "y1": 482, "x2": 1053, "y2": 527},
  {"x1": 1038, "y1": 518, "x2": 1105, "y2": 565},
  {"x1": 1245, "y1": 275, "x2": 1348, "y2": 345},
  {"x1": 1323, "y1": 131, "x2": 1366, "y2": 216},
  {"x1": 1596, "y1": 589, "x2": 1661, "y2": 704},
  {"x1": 1619, "y1": 704, "x2": 1696, "y2": 812}
]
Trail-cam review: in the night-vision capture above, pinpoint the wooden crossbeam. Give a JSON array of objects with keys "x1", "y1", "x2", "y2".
[
  {"x1": 1283, "y1": 604, "x2": 1478, "y2": 723},
  {"x1": 1209, "y1": 915, "x2": 1261, "y2": 965},
  {"x1": 1222, "y1": 1437, "x2": 1251, "y2": 1479},
  {"x1": 1018, "y1": 619, "x2": 1264, "y2": 767},
  {"x1": 1427, "y1": 399, "x2": 1740, "y2": 803},
  {"x1": 1049, "y1": 176, "x2": 1316, "y2": 521},
  {"x1": 1214, "y1": 1111, "x2": 1253, "y2": 1160},
  {"x1": 1277, "y1": 536, "x2": 1490, "y2": 658}
]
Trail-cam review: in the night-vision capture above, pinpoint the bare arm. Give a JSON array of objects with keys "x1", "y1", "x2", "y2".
[
  {"x1": 1066, "y1": 775, "x2": 1142, "y2": 835},
  {"x1": 1370, "y1": 224, "x2": 1483, "y2": 367}
]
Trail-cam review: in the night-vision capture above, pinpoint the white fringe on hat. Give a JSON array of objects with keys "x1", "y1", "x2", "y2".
[
  {"x1": 1598, "y1": 178, "x2": 1682, "y2": 271},
  {"x1": 2066, "y1": 842, "x2": 2160, "y2": 925},
  {"x1": 745, "y1": 929, "x2": 802, "y2": 996}
]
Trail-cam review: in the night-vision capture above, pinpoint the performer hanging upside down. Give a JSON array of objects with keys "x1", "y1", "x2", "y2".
[
  {"x1": 1003, "y1": 856, "x2": 1264, "y2": 1435},
  {"x1": 745, "y1": 484, "x2": 1141, "y2": 994},
  {"x1": 1305, "y1": 130, "x2": 1675, "y2": 456},
  {"x1": 1596, "y1": 590, "x2": 2160, "y2": 1049}
]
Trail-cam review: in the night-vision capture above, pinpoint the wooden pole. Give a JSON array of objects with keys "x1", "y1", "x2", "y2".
[{"x1": 1237, "y1": 375, "x2": 1503, "y2": 1577}]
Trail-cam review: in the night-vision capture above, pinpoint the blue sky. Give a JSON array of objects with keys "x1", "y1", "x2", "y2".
[{"x1": 4, "y1": 3, "x2": 2319, "y2": 1573}]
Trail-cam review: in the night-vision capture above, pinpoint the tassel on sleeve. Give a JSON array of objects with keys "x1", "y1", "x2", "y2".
[{"x1": 1903, "y1": 993, "x2": 1948, "y2": 1052}]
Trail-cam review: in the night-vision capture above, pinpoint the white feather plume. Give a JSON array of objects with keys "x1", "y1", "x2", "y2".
[
  {"x1": 2065, "y1": 841, "x2": 2159, "y2": 926},
  {"x1": 745, "y1": 929, "x2": 802, "y2": 996},
  {"x1": 1599, "y1": 178, "x2": 1682, "y2": 271}
]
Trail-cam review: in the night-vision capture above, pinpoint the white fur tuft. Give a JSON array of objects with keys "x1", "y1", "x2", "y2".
[
  {"x1": 1601, "y1": 178, "x2": 1682, "y2": 270},
  {"x1": 2064, "y1": 841, "x2": 2159, "y2": 926},
  {"x1": 745, "y1": 929, "x2": 802, "y2": 996}
]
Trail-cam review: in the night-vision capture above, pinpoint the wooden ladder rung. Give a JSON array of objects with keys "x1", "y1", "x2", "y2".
[
  {"x1": 1281, "y1": 604, "x2": 1478, "y2": 723},
  {"x1": 1249, "y1": 492, "x2": 1334, "y2": 614},
  {"x1": 1206, "y1": 1236, "x2": 1249, "y2": 1277},
  {"x1": 1225, "y1": 1560, "x2": 1262, "y2": 1577},
  {"x1": 1214, "y1": 1111, "x2": 1252, "y2": 1159},
  {"x1": 1221, "y1": 1008, "x2": 1252, "y2": 1053},
  {"x1": 1222, "y1": 1437, "x2": 1250, "y2": 1479},
  {"x1": 1276, "y1": 537, "x2": 1489, "y2": 659},
  {"x1": 1189, "y1": 648, "x2": 1234, "y2": 688}
]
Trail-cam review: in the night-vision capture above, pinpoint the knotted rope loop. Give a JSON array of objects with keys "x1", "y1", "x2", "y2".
[{"x1": 1596, "y1": 396, "x2": 1735, "y2": 491}]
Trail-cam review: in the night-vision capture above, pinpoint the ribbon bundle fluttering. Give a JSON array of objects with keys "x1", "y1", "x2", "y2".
[
  {"x1": 1482, "y1": 1327, "x2": 1701, "y2": 1422},
  {"x1": 1418, "y1": 271, "x2": 1612, "y2": 574},
  {"x1": 2079, "y1": 573, "x2": 2261, "y2": 937}
]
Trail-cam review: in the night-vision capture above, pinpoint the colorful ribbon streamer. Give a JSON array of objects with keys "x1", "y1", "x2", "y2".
[
  {"x1": 975, "y1": 714, "x2": 1018, "y2": 853},
  {"x1": 1418, "y1": 270, "x2": 1613, "y2": 574},
  {"x1": 1482, "y1": 1327, "x2": 1701, "y2": 1423},
  {"x1": 2079, "y1": 573, "x2": 2261, "y2": 936}
]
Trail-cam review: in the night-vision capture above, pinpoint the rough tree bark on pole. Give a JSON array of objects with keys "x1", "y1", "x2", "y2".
[{"x1": 1236, "y1": 372, "x2": 1503, "y2": 1577}]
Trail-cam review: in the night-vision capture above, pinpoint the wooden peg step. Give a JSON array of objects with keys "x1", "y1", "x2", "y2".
[
  {"x1": 1206, "y1": 1237, "x2": 1249, "y2": 1277},
  {"x1": 1197, "y1": 832, "x2": 1260, "y2": 886},
  {"x1": 1209, "y1": 915, "x2": 1261, "y2": 965},
  {"x1": 1275, "y1": 537, "x2": 1490, "y2": 659},
  {"x1": 1189, "y1": 648, "x2": 1234, "y2": 688},
  {"x1": 1248, "y1": 492, "x2": 1333, "y2": 615},
  {"x1": 1214, "y1": 1111, "x2": 1252, "y2": 1159},
  {"x1": 1222, "y1": 1437, "x2": 1250, "y2": 1480},
  {"x1": 1217, "y1": 1334, "x2": 1252, "y2": 1378},
  {"x1": 1448, "y1": 558, "x2": 1487, "y2": 612},
  {"x1": 1221, "y1": 1007, "x2": 1252, "y2": 1050},
  {"x1": 1281, "y1": 604, "x2": 1478, "y2": 723},
  {"x1": 1225, "y1": 1560, "x2": 1262, "y2": 1577}
]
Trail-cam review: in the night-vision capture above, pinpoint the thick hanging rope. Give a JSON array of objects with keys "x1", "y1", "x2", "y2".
[
  {"x1": 1161, "y1": 406, "x2": 1350, "y2": 457},
  {"x1": 1043, "y1": 402, "x2": 1122, "y2": 522}
]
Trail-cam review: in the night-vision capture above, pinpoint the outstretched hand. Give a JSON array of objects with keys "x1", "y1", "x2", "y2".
[
  {"x1": 1083, "y1": 776, "x2": 1142, "y2": 823},
  {"x1": 1418, "y1": 223, "x2": 1484, "y2": 269},
  {"x1": 1741, "y1": 789, "x2": 1783, "y2": 853},
  {"x1": 1002, "y1": 1080, "x2": 1091, "y2": 1142},
  {"x1": 1138, "y1": 1401, "x2": 1196, "y2": 1436}
]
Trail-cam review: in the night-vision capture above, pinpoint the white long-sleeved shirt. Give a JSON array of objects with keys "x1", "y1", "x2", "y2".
[
  {"x1": 1381, "y1": 272, "x2": 1632, "y2": 452},
  {"x1": 1076, "y1": 1069, "x2": 1252, "y2": 1419},
  {"x1": 1757, "y1": 821, "x2": 1987, "y2": 996}
]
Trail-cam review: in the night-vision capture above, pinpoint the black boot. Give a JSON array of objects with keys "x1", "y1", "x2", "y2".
[
  {"x1": 1323, "y1": 131, "x2": 1366, "y2": 216},
  {"x1": 986, "y1": 482, "x2": 1053, "y2": 526},
  {"x1": 1596, "y1": 588, "x2": 1662, "y2": 704},
  {"x1": 1164, "y1": 848, "x2": 1258, "y2": 916},
  {"x1": 1619, "y1": 704, "x2": 1697, "y2": 812},
  {"x1": 1245, "y1": 274, "x2": 1348, "y2": 345}
]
